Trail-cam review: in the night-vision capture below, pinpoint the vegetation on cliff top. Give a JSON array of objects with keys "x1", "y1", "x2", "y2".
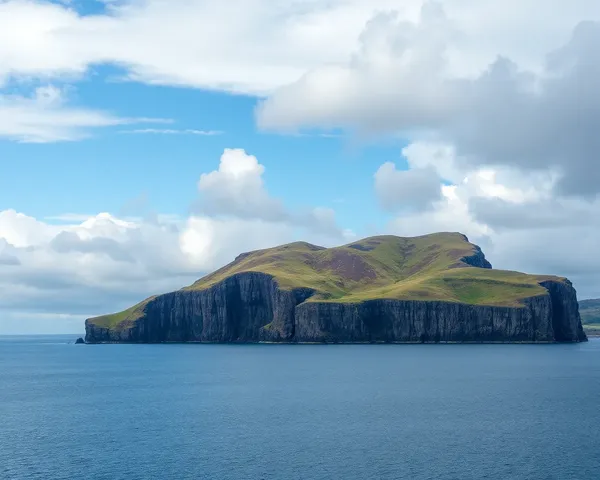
[
  {"x1": 88, "y1": 297, "x2": 156, "y2": 329},
  {"x1": 187, "y1": 232, "x2": 561, "y2": 304},
  {"x1": 89, "y1": 233, "x2": 567, "y2": 329}
]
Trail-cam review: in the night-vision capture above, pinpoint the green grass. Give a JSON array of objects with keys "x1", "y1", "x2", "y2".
[
  {"x1": 327, "y1": 267, "x2": 554, "y2": 306},
  {"x1": 186, "y1": 232, "x2": 561, "y2": 306},
  {"x1": 187, "y1": 233, "x2": 475, "y2": 291},
  {"x1": 89, "y1": 297, "x2": 155, "y2": 329},
  {"x1": 579, "y1": 299, "x2": 600, "y2": 325},
  {"x1": 89, "y1": 232, "x2": 567, "y2": 328}
]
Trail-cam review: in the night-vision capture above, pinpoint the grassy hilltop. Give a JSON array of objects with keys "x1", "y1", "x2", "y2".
[{"x1": 90, "y1": 233, "x2": 566, "y2": 330}]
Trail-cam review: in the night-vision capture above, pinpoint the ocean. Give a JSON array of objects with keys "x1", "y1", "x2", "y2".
[{"x1": 1, "y1": 335, "x2": 599, "y2": 480}]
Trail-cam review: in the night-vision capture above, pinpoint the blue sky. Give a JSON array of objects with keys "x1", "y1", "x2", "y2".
[
  {"x1": 0, "y1": 68, "x2": 400, "y2": 232},
  {"x1": 1, "y1": 0, "x2": 600, "y2": 334}
]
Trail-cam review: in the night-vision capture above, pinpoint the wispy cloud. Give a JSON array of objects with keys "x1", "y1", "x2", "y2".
[
  {"x1": 0, "y1": 86, "x2": 172, "y2": 143},
  {"x1": 120, "y1": 128, "x2": 223, "y2": 136},
  {"x1": 45, "y1": 212, "x2": 184, "y2": 225},
  {"x1": 300, "y1": 133, "x2": 341, "y2": 138},
  {"x1": 263, "y1": 131, "x2": 342, "y2": 139},
  {"x1": 44, "y1": 213, "x2": 96, "y2": 223}
]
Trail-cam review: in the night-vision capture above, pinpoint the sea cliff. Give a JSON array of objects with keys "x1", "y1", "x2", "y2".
[{"x1": 85, "y1": 271, "x2": 586, "y2": 344}]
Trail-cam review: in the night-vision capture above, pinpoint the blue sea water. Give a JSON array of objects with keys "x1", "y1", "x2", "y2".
[{"x1": 1, "y1": 336, "x2": 599, "y2": 480}]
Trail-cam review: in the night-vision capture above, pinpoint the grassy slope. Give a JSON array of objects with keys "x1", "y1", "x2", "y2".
[
  {"x1": 579, "y1": 299, "x2": 600, "y2": 325},
  {"x1": 187, "y1": 233, "x2": 559, "y2": 305},
  {"x1": 90, "y1": 232, "x2": 564, "y2": 329},
  {"x1": 89, "y1": 297, "x2": 156, "y2": 329}
]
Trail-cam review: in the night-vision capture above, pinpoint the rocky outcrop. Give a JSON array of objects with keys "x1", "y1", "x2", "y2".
[
  {"x1": 540, "y1": 279, "x2": 586, "y2": 342},
  {"x1": 461, "y1": 245, "x2": 493, "y2": 269},
  {"x1": 85, "y1": 272, "x2": 587, "y2": 344}
]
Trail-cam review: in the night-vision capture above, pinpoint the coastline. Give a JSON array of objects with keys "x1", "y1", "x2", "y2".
[
  {"x1": 82, "y1": 339, "x2": 578, "y2": 345},
  {"x1": 584, "y1": 329, "x2": 600, "y2": 338}
]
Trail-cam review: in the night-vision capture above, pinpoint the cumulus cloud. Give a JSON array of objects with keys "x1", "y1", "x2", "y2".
[
  {"x1": 468, "y1": 197, "x2": 597, "y2": 231},
  {"x1": 50, "y1": 231, "x2": 136, "y2": 263},
  {"x1": 3, "y1": 0, "x2": 600, "y2": 329},
  {"x1": 257, "y1": 4, "x2": 456, "y2": 132},
  {"x1": 0, "y1": 0, "x2": 345, "y2": 94},
  {"x1": 195, "y1": 148, "x2": 345, "y2": 236},
  {"x1": 0, "y1": 239, "x2": 21, "y2": 266},
  {"x1": 374, "y1": 162, "x2": 442, "y2": 212},
  {"x1": 0, "y1": 150, "x2": 352, "y2": 327},
  {"x1": 197, "y1": 149, "x2": 287, "y2": 220},
  {"x1": 381, "y1": 142, "x2": 600, "y2": 299},
  {"x1": 0, "y1": 212, "x2": 196, "y2": 316},
  {"x1": 0, "y1": 254, "x2": 20, "y2": 266},
  {"x1": 2, "y1": 0, "x2": 599, "y2": 161},
  {"x1": 0, "y1": 85, "x2": 168, "y2": 142},
  {"x1": 1, "y1": 0, "x2": 599, "y2": 94},
  {"x1": 257, "y1": 3, "x2": 600, "y2": 197},
  {"x1": 0, "y1": 209, "x2": 59, "y2": 247},
  {"x1": 0, "y1": 209, "x2": 352, "y2": 323}
]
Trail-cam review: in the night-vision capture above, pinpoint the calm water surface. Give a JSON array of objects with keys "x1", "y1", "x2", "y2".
[{"x1": 1, "y1": 335, "x2": 599, "y2": 480}]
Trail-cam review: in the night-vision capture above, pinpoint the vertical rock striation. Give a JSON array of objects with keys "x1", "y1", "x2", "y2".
[
  {"x1": 85, "y1": 273, "x2": 587, "y2": 344},
  {"x1": 540, "y1": 279, "x2": 587, "y2": 342}
]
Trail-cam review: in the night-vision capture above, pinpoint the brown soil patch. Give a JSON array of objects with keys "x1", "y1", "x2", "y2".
[{"x1": 317, "y1": 251, "x2": 377, "y2": 281}]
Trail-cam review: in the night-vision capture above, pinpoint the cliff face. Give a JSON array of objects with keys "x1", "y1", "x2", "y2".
[
  {"x1": 85, "y1": 272, "x2": 587, "y2": 344},
  {"x1": 540, "y1": 280, "x2": 586, "y2": 342},
  {"x1": 460, "y1": 242, "x2": 493, "y2": 269}
]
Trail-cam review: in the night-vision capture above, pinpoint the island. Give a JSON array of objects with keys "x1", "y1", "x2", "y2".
[{"x1": 85, "y1": 232, "x2": 587, "y2": 344}]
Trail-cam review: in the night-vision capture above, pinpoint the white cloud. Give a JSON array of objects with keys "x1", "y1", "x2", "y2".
[
  {"x1": 257, "y1": 4, "x2": 600, "y2": 196},
  {"x1": 0, "y1": 209, "x2": 350, "y2": 329},
  {"x1": 374, "y1": 162, "x2": 442, "y2": 212},
  {"x1": 120, "y1": 128, "x2": 222, "y2": 136},
  {"x1": 4, "y1": 142, "x2": 599, "y2": 334},
  {"x1": 195, "y1": 148, "x2": 345, "y2": 236},
  {"x1": 383, "y1": 142, "x2": 600, "y2": 299},
  {"x1": 3, "y1": 0, "x2": 600, "y2": 331},
  {"x1": 197, "y1": 148, "x2": 287, "y2": 220},
  {"x1": 401, "y1": 142, "x2": 462, "y2": 184},
  {"x1": 257, "y1": 4, "x2": 457, "y2": 131},
  {"x1": 0, "y1": 209, "x2": 59, "y2": 247},
  {"x1": 1, "y1": 0, "x2": 599, "y2": 94},
  {"x1": 0, "y1": 149, "x2": 351, "y2": 331},
  {"x1": 0, "y1": 85, "x2": 169, "y2": 142},
  {"x1": 1, "y1": 0, "x2": 598, "y2": 174},
  {"x1": 179, "y1": 216, "x2": 293, "y2": 269},
  {"x1": 44, "y1": 213, "x2": 100, "y2": 223}
]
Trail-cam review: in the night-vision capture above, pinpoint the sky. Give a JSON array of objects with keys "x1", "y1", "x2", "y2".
[{"x1": 1, "y1": 0, "x2": 600, "y2": 334}]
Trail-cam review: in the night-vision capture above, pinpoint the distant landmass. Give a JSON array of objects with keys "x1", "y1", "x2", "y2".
[
  {"x1": 85, "y1": 233, "x2": 586, "y2": 344},
  {"x1": 579, "y1": 299, "x2": 600, "y2": 336},
  {"x1": 580, "y1": 299, "x2": 600, "y2": 324}
]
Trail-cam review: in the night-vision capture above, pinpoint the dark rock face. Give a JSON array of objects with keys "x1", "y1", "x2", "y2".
[
  {"x1": 85, "y1": 272, "x2": 587, "y2": 344},
  {"x1": 75, "y1": 337, "x2": 85, "y2": 344},
  {"x1": 461, "y1": 246, "x2": 493, "y2": 269},
  {"x1": 540, "y1": 279, "x2": 587, "y2": 342}
]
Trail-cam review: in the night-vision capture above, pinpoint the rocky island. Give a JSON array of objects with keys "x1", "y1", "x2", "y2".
[{"x1": 85, "y1": 233, "x2": 587, "y2": 344}]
